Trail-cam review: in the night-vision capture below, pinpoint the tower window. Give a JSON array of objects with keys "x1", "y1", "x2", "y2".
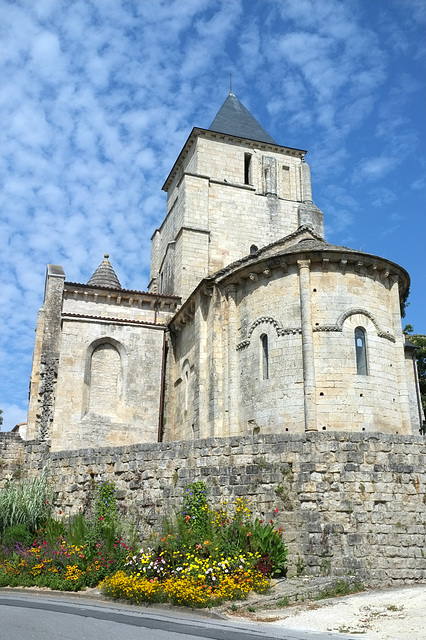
[
  {"x1": 244, "y1": 153, "x2": 252, "y2": 185},
  {"x1": 355, "y1": 327, "x2": 368, "y2": 375},
  {"x1": 261, "y1": 334, "x2": 269, "y2": 380}
]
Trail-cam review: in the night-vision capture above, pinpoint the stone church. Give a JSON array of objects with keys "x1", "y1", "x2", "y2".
[{"x1": 26, "y1": 93, "x2": 424, "y2": 451}]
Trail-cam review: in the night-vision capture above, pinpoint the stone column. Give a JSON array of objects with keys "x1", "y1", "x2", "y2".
[
  {"x1": 225, "y1": 285, "x2": 239, "y2": 436},
  {"x1": 390, "y1": 275, "x2": 411, "y2": 432},
  {"x1": 298, "y1": 260, "x2": 317, "y2": 431}
]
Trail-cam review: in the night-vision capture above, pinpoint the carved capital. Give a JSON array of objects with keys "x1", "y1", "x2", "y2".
[
  {"x1": 224, "y1": 284, "x2": 238, "y2": 300},
  {"x1": 339, "y1": 259, "x2": 347, "y2": 274},
  {"x1": 297, "y1": 259, "x2": 311, "y2": 271}
]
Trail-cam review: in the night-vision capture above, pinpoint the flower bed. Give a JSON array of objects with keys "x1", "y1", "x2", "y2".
[{"x1": 0, "y1": 478, "x2": 287, "y2": 606}]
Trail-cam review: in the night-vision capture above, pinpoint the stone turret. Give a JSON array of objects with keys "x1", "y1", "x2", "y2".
[{"x1": 87, "y1": 254, "x2": 121, "y2": 289}]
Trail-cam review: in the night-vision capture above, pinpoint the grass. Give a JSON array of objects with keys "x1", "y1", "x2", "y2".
[
  {"x1": 0, "y1": 468, "x2": 52, "y2": 533},
  {"x1": 315, "y1": 580, "x2": 364, "y2": 601}
]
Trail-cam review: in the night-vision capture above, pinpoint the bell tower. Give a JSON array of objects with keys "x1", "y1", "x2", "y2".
[{"x1": 149, "y1": 93, "x2": 323, "y2": 302}]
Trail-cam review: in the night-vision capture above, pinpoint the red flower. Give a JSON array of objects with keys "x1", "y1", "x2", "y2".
[
  {"x1": 100, "y1": 517, "x2": 104, "y2": 521},
  {"x1": 275, "y1": 508, "x2": 279, "y2": 513}
]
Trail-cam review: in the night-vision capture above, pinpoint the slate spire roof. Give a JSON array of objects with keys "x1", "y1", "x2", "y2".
[
  {"x1": 87, "y1": 254, "x2": 122, "y2": 289},
  {"x1": 209, "y1": 91, "x2": 277, "y2": 145}
]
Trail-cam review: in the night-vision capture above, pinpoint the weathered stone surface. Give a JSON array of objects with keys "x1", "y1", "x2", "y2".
[{"x1": 1, "y1": 431, "x2": 425, "y2": 586}]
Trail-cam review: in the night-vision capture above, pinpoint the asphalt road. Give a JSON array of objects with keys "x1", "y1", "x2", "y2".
[{"x1": 0, "y1": 594, "x2": 362, "y2": 640}]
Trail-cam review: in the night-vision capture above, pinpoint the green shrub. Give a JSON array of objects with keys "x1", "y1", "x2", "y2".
[{"x1": 1, "y1": 524, "x2": 34, "y2": 548}]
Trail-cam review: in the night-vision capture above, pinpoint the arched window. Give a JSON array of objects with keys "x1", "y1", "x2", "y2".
[
  {"x1": 261, "y1": 334, "x2": 269, "y2": 380},
  {"x1": 355, "y1": 327, "x2": 368, "y2": 375},
  {"x1": 89, "y1": 343, "x2": 121, "y2": 416}
]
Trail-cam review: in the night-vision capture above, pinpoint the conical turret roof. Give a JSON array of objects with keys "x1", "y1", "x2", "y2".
[
  {"x1": 87, "y1": 254, "x2": 121, "y2": 289},
  {"x1": 209, "y1": 92, "x2": 276, "y2": 144}
]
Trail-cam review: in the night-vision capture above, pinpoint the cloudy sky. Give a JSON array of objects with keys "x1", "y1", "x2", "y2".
[{"x1": 1, "y1": 0, "x2": 425, "y2": 430}]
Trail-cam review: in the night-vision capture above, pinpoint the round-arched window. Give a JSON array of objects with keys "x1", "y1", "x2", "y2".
[{"x1": 355, "y1": 327, "x2": 368, "y2": 375}]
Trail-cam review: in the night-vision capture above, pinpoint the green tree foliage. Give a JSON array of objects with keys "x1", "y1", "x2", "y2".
[{"x1": 403, "y1": 326, "x2": 426, "y2": 422}]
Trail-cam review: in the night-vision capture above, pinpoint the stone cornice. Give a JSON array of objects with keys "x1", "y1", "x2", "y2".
[
  {"x1": 214, "y1": 239, "x2": 410, "y2": 296},
  {"x1": 63, "y1": 283, "x2": 180, "y2": 311},
  {"x1": 61, "y1": 313, "x2": 168, "y2": 330}
]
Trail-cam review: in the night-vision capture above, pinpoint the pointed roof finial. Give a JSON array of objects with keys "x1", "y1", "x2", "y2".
[
  {"x1": 229, "y1": 73, "x2": 232, "y2": 95},
  {"x1": 87, "y1": 255, "x2": 121, "y2": 289}
]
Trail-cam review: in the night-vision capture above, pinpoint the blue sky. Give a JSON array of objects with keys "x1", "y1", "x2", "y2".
[{"x1": 1, "y1": 0, "x2": 425, "y2": 431}]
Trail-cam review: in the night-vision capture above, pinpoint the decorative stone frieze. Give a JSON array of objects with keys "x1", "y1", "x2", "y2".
[{"x1": 312, "y1": 308, "x2": 395, "y2": 343}]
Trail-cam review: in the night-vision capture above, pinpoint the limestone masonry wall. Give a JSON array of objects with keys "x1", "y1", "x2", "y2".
[{"x1": 1, "y1": 431, "x2": 425, "y2": 585}]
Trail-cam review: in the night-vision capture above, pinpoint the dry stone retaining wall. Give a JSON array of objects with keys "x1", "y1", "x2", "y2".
[{"x1": 1, "y1": 431, "x2": 425, "y2": 585}]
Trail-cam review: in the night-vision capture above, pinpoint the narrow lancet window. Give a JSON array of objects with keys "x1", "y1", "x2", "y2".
[
  {"x1": 184, "y1": 369, "x2": 189, "y2": 411},
  {"x1": 244, "y1": 153, "x2": 252, "y2": 185},
  {"x1": 355, "y1": 327, "x2": 368, "y2": 375},
  {"x1": 261, "y1": 334, "x2": 269, "y2": 380}
]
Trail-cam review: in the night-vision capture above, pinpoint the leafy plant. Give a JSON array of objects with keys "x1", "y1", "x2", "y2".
[
  {"x1": 251, "y1": 517, "x2": 288, "y2": 575},
  {"x1": 84, "y1": 481, "x2": 122, "y2": 555},
  {"x1": 296, "y1": 554, "x2": 305, "y2": 576},
  {"x1": 182, "y1": 481, "x2": 208, "y2": 536}
]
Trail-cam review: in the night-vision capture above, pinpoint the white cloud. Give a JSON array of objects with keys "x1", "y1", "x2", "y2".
[
  {"x1": 0, "y1": 0, "x2": 424, "y2": 425},
  {"x1": 354, "y1": 156, "x2": 397, "y2": 181},
  {"x1": 370, "y1": 188, "x2": 397, "y2": 208}
]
